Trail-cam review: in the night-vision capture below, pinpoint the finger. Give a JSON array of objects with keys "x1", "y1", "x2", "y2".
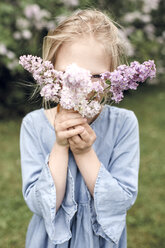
[
  {"x1": 59, "y1": 125, "x2": 85, "y2": 139},
  {"x1": 68, "y1": 138, "x2": 74, "y2": 146},
  {"x1": 65, "y1": 127, "x2": 74, "y2": 146},
  {"x1": 67, "y1": 126, "x2": 84, "y2": 143},
  {"x1": 81, "y1": 122, "x2": 94, "y2": 135},
  {"x1": 69, "y1": 133, "x2": 82, "y2": 144},
  {"x1": 67, "y1": 126, "x2": 74, "y2": 130},
  {"x1": 79, "y1": 128, "x2": 91, "y2": 143},
  {"x1": 57, "y1": 118, "x2": 87, "y2": 131}
]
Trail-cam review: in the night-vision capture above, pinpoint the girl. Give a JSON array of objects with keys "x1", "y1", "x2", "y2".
[{"x1": 20, "y1": 9, "x2": 140, "y2": 248}]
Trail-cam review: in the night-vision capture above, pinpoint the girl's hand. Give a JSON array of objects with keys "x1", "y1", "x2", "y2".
[
  {"x1": 68, "y1": 123, "x2": 97, "y2": 155},
  {"x1": 54, "y1": 108, "x2": 87, "y2": 147}
]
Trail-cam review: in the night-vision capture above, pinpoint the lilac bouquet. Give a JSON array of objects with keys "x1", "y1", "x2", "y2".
[{"x1": 19, "y1": 55, "x2": 156, "y2": 118}]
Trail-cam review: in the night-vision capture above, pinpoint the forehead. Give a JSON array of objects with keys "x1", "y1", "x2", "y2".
[{"x1": 54, "y1": 36, "x2": 110, "y2": 74}]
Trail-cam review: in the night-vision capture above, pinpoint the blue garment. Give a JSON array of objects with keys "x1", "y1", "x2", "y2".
[{"x1": 20, "y1": 105, "x2": 140, "y2": 248}]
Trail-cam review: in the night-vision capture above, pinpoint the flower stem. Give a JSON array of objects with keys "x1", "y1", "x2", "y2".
[
  {"x1": 88, "y1": 92, "x2": 98, "y2": 104},
  {"x1": 88, "y1": 85, "x2": 111, "y2": 104},
  {"x1": 103, "y1": 85, "x2": 111, "y2": 92},
  {"x1": 57, "y1": 104, "x2": 60, "y2": 113}
]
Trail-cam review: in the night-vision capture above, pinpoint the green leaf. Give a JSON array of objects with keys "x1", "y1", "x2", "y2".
[
  {"x1": 105, "y1": 79, "x2": 111, "y2": 85},
  {"x1": 100, "y1": 97, "x2": 105, "y2": 104}
]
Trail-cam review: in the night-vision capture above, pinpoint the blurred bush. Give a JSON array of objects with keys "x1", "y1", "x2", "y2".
[{"x1": 0, "y1": 0, "x2": 164, "y2": 118}]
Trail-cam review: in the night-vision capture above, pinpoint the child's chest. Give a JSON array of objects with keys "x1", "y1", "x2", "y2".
[{"x1": 68, "y1": 134, "x2": 114, "y2": 204}]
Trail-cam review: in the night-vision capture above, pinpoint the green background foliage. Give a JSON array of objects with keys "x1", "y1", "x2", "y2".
[{"x1": 0, "y1": 0, "x2": 165, "y2": 118}]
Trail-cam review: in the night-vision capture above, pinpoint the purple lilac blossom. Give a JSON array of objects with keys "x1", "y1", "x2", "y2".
[
  {"x1": 19, "y1": 55, "x2": 62, "y2": 101},
  {"x1": 101, "y1": 59, "x2": 156, "y2": 103},
  {"x1": 19, "y1": 55, "x2": 156, "y2": 117}
]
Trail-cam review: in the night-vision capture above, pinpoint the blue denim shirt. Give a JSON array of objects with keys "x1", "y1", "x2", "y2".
[{"x1": 20, "y1": 105, "x2": 140, "y2": 248}]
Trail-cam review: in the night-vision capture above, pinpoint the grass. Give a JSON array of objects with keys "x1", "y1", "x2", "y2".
[
  {"x1": 0, "y1": 83, "x2": 165, "y2": 248},
  {"x1": 118, "y1": 83, "x2": 165, "y2": 247}
]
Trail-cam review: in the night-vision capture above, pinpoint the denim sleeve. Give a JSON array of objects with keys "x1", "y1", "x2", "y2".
[
  {"x1": 91, "y1": 111, "x2": 140, "y2": 245},
  {"x1": 20, "y1": 115, "x2": 77, "y2": 245}
]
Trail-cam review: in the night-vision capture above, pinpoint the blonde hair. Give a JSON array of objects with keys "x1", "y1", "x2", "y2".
[{"x1": 42, "y1": 9, "x2": 126, "y2": 72}]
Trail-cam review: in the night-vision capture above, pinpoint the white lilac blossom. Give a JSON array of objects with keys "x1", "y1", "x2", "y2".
[
  {"x1": 7, "y1": 59, "x2": 19, "y2": 70},
  {"x1": 142, "y1": 0, "x2": 160, "y2": 13},
  {"x1": 60, "y1": 63, "x2": 97, "y2": 116},
  {"x1": 75, "y1": 100, "x2": 101, "y2": 118},
  {"x1": 13, "y1": 32, "x2": 22, "y2": 40},
  {"x1": 16, "y1": 18, "x2": 30, "y2": 29},
  {"x1": 123, "y1": 11, "x2": 151, "y2": 23},
  {"x1": 19, "y1": 55, "x2": 156, "y2": 118},
  {"x1": 24, "y1": 4, "x2": 51, "y2": 21},
  {"x1": 0, "y1": 43, "x2": 18, "y2": 69},
  {"x1": 61, "y1": 0, "x2": 79, "y2": 7},
  {"x1": 0, "y1": 43, "x2": 7, "y2": 55},
  {"x1": 23, "y1": 4, "x2": 52, "y2": 31},
  {"x1": 118, "y1": 30, "x2": 135, "y2": 56},
  {"x1": 6, "y1": 51, "x2": 15, "y2": 60},
  {"x1": 22, "y1": 30, "x2": 32, "y2": 40},
  {"x1": 62, "y1": 63, "x2": 92, "y2": 91},
  {"x1": 144, "y1": 24, "x2": 156, "y2": 40}
]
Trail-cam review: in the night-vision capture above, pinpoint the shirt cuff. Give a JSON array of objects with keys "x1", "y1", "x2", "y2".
[
  {"x1": 90, "y1": 162, "x2": 126, "y2": 245},
  {"x1": 35, "y1": 153, "x2": 78, "y2": 245}
]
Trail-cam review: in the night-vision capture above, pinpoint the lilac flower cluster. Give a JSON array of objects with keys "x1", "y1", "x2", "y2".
[
  {"x1": 101, "y1": 60, "x2": 156, "y2": 103},
  {"x1": 60, "y1": 63, "x2": 101, "y2": 117},
  {"x1": 19, "y1": 55, "x2": 62, "y2": 102},
  {"x1": 19, "y1": 55, "x2": 156, "y2": 118}
]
